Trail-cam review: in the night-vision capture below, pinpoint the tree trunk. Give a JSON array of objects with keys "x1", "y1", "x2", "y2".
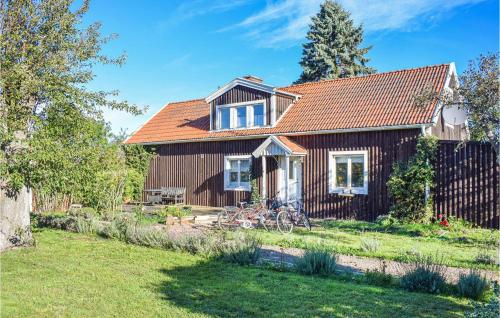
[{"x1": 0, "y1": 185, "x2": 31, "y2": 251}]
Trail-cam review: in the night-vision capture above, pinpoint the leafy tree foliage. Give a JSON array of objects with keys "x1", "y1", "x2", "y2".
[
  {"x1": 115, "y1": 133, "x2": 154, "y2": 203},
  {"x1": 0, "y1": 0, "x2": 142, "y2": 195},
  {"x1": 295, "y1": 0, "x2": 375, "y2": 84},
  {"x1": 387, "y1": 136, "x2": 438, "y2": 223},
  {"x1": 459, "y1": 54, "x2": 499, "y2": 153}
]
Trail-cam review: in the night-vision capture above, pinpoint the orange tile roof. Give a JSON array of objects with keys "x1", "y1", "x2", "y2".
[
  {"x1": 126, "y1": 64, "x2": 450, "y2": 144},
  {"x1": 276, "y1": 136, "x2": 307, "y2": 155}
]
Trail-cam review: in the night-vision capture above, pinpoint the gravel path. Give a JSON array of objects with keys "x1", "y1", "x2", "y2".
[{"x1": 260, "y1": 245, "x2": 500, "y2": 283}]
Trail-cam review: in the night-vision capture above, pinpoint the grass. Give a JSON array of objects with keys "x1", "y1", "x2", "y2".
[
  {"x1": 0, "y1": 229, "x2": 470, "y2": 318},
  {"x1": 252, "y1": 219, "x2": 499, "y2": 270}
]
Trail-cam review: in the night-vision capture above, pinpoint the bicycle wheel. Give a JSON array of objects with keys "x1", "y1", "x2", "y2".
[
  {"x1": 276, "y1": 210, "x2": 293, "y2": 234},
  {"x1": 258, "y1": 212, "x2": 269, "y2": 231}
]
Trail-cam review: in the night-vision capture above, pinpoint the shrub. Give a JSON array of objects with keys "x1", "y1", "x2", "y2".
[
  {"x1": 75, "y1": 217, "x2": 98, "y2": 234},
  {"x1": 69, "y1": 207, "x2": 97, "y2": 219},
  {"x1": 375, "y1": 215, "x2": 398, "y2": 227},
  {"x1": 220, "y1": 231, "x2": 261, "y2": 265},
  {"x1": 387, "y1": 135, "x2": 438, "y2": 223},
  {"x1": 475, "y1": 251, "x2": 496, "y2": 265},
  {"x1": 166, "y1": 205, "x2": 192, "y2": 219},
  {"x1": 295, "y1": 249, "x2": 337, "y2": 276},
  {"x1": 365, "y1": 261, "x2": 393, "y2": 287},
  {"x1": 466, "y1": 282, "x2": 500, "y2": 318},
  {"x1": 36, "y1": 213, "x2": 77, "y2": 231},
  {"x1": 399, "y1": 254, "x2": 447, "y2": 294},
  {"x1": 360, "y1": 237, "x2": 381, "y2": 252},
  {"x1": 457, "y1": 271, "x2": 489, "y2": 300}
]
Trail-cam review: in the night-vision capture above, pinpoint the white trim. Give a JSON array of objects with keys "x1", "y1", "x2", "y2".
[
  {"x1": 205, "y1": 78, "x2": 299, "y2": 103},
  {"x1": 261, "y1": 156, "x2": 267, "y2": 199},
  {"x1": 431, "y1": 63, "x2": 457, "y2": 125},
  {"x1": 270, "y1": 95, "x2": 277, "y2": 126},
  {"x1": 123, "y1": 103, "x2": 169, "y2": 144},
  {"x1": 224, "y1": 155, "x2": 252, "y2": 191},
  {"x1": 132, "y1": 124, "x2": 430, "y2": 145},
  {"x1": 284, "y1": 156, "x2": 290, "y2": 203},
  {"x1": 328, "y1": 150, "x2": 369, "y2": 195},
  {"x1": 252, "y1": 135, "x2": 306, "y2": 158}
]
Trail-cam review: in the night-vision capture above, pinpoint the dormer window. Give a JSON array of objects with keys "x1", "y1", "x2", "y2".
[{"x1": 216, "y1": 100, "x2": 266, "y2": 130}]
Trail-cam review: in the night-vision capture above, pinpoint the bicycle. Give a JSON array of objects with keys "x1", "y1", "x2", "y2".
[
  {"x1": 217, "y1": 201, "x2": 269, "y2": 230},
  {"x1": 217, "y1": 203, "x2": 245, "y2": 230},
  {"x1": 276, "y1": 199, "x2": 311, "y2": 234}
]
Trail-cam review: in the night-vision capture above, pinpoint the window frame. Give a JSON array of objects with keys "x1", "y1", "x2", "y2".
[
  {"x1": 215, "y1": 100, "x2": 267, "y2": 130},
  {"x1": 328, "y1": 150, "x2": 368, "y2": 195},
  {"x1": 224, "y1": 155, "x2": 252, "y2": 191}
]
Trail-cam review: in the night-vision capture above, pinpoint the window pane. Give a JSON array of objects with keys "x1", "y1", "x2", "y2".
[
  {"x1": 351, "y1": 161, "x2": 364, "y2": 188},
  {"x1": 240, "y1": 171, "x2": 250, "y2": 183},
  {"x1": 220, "y1": 108, "x2": 230, "y2": 129},
  {"x1": 230, "y1": 172, "x2": 238, "y2": 183},
  {"x1": 239, "y1": 159, "x2": 250, "y2": 172},
  {"x1": 236, "y1": 107, "x2": 247, "y2": 128},
  {"x1": 229, "y1": 160, "x2": 238, "y2": 171},
  {"x1": 335, "y1": 160, "x2": 348, "y2": 188},
  {"x1": 253, "y1": 104, "x2": 264, "y2": 126}
]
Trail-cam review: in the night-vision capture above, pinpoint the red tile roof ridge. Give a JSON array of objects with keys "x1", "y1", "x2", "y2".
[
  {"x1": 169, "y1": 98, "x2": 206, "y2": 105},
  {"x1": 280, "y1": 63, "x2": 451, "y2": 90}
]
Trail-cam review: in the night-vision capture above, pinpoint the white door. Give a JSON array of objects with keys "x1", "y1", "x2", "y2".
[{"x1": 278, "y1": 157, "x2": 302, "y2": 202}]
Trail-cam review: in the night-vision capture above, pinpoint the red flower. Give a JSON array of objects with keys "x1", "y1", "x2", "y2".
[{"x1": 439, "y1": 219, "x2": 449, "y2": 227}]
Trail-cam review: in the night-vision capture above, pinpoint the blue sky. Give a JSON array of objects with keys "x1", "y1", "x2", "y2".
[{"x1": 84, "y1": 0, "x2": 499, "y2": 134}]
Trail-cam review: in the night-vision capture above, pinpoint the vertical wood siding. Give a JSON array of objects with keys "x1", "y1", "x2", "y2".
[
  {"x1": 433, "y1": 141, "x2": 499, "y2": 228},
  {"x1": 145, "y1": 129, "x2": 421, "y2": 219},
  {"x1": 145, "y1": 132, "x2": 498, "y2": 228},
  {"x1": 290, "y1": 130, "x2": 420, "y2": 221},
  {"x1": 146, "y1": 138, "x2": 279, "y2": 207},
  {"x1": 275, "y1": 93, "x2": 294, "y2": 121}
]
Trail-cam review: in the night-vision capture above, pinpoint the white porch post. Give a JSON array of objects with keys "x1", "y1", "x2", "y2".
[
  {"x1": 285, "y1": 155, "x2": 290, "y2": 204},
  {"x1": 261, "y1": 156, "x2": 267, "y2": 199}
]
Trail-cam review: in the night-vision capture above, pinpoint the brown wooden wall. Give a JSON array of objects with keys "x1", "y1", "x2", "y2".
[
  {"x1": 145, "y1": 129, "x2": 421, "y2": 220},
  {"x1": 433, "y1": 141, "x2": 499, "y2": 228},
  {"x1": 210, "y1": 85, "x2": 272, "y2": 127},
  {"x1": 146, "y1": 138, "x2": 280, "y2": 207},
  {"x1": 291, "y1": 130, "x2": 421, "y2": 220},
  {"x1": 275, "y1": 93, "x2": 294, "y2": 122}
]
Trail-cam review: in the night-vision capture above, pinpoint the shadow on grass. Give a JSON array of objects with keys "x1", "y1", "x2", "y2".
[{"x1": 154, "y1": 259, "x2": 467, "y2": 318}]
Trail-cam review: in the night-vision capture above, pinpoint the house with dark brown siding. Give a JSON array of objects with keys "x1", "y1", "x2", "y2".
[{"x1": 126, "y1": 63, "x2": 467, "y2": 220}]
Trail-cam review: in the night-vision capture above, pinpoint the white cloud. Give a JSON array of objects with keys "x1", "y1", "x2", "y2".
[
  {"x1": 226, "y1": 0, "x2": 486, "y2": 48},
  {"x1": 171, "y1": 0, "x2": 251, "y2": 22}
]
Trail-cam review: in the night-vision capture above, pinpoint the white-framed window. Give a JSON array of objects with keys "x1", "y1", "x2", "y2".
[
  {"x1": 224, "y1": 155, "x2": 252, "y2": 191},
  {"x1": 328, "y1": 150, "x2": 368, "y2": 195},
  {"x1": 216, "y1": 100, "x2": 266, "y2": 130}
]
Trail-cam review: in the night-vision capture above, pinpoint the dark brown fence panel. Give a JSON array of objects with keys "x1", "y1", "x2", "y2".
[{"x1": 433, "y1": 141, "x2": 499, "y2": 228}]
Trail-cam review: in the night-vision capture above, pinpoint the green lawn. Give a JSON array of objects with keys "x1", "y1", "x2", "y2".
[
  {"x1": 251, "y1": 220, "x2": 499, "y2": 270},
  {"x1": 1, "y1": 229, "x2": 469, "y2": 318}
]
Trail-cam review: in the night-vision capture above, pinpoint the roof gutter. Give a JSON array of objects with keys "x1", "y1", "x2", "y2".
[{"x1": 131, "y1": 123, "x2": 428, "y2": 146}]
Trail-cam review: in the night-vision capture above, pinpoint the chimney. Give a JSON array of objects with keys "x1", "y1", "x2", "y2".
[{"x1": 243, "y1": 75, "x2": 263, "y2": 84}]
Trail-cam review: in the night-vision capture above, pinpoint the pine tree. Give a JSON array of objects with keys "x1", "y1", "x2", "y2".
[{"x1": 295, "y1": 1, "x2": 375, "y2": 84}]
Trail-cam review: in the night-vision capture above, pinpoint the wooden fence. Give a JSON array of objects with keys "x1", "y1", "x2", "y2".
[{"x1": 433, "y1": 141, "x2": 499, "y2": 228}]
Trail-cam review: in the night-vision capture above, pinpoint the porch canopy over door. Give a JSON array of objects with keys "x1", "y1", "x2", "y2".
[{"x1": 252, "y1": 135, "x2": 307, "y2": 203}]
